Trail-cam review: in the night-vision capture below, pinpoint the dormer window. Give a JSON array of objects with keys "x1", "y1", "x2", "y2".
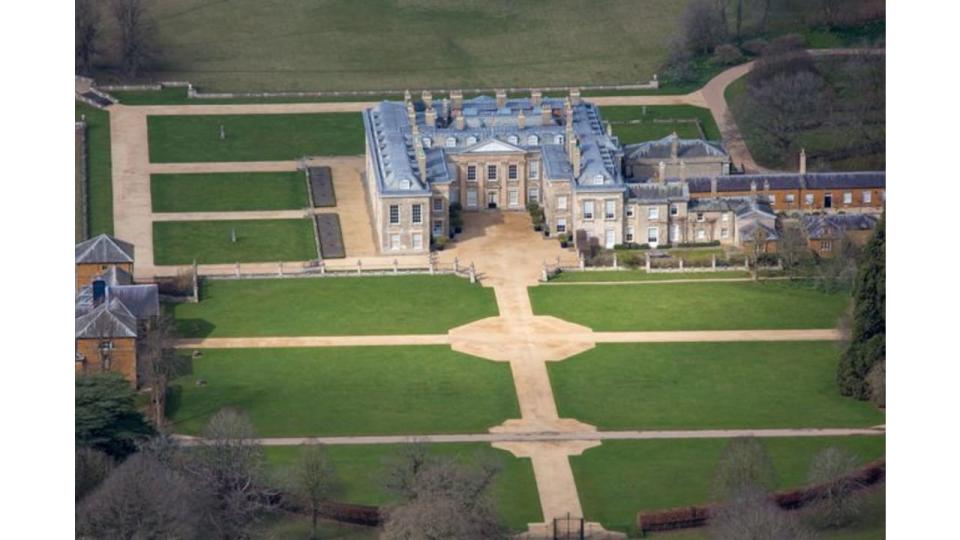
[
  {"x1": 445, "y1": 137, "x2": 456, "y2": 148},
  {"x1": 422, "y1": 137, "x2": 432, "y2": 148},
  {"x1": 400, "y1": 179, "x2": 411, "y2": 189},
  {"x1": 466, "y1": 135, "x2": 477, "y2": 145},
  {"x1": 507, "y1": 135, "x2": 519, "y2": 145},
  {"x1": 594, "y1": 174, "x2": 604, "y2": 185},
  {"x1": 555, "y1": 134, "x2": 564, "y2": 145},
  {"x1": 527, "y1": 134, "x2": 539, "y2": 145}
]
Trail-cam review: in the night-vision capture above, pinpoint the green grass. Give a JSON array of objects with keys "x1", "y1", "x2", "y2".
[
  {"x1": 153, "y1": 219, "x2": 317, "y2": 265},
  {"x1": 530, "y1": 280, "x2": 849, "y2": 331},
  {"x1": 173, "y1": 275, "x2": 498, "y2": 337},
  {"x1": 549, "y1": 270, "x2": 750, "y2": 283},
  {"x1": 571, "y1": 437, "x2": 885, "y2": 536},
  {"x1": 99, "y1": 0, "x2": 688, "y2": 93},
  {"x1": 167, "y1": 347, "x2": 519, "y2": 437},
  {"x1": 549, "y1": 342, "x2": 883, "y2": 430},
  {"x1": 147, "y1": 113, "x2": 363, "y2": 162},
  {"x1": 151, "y1": 172, "x2": 309, "y2": 212},
  {"x1": 263, "y1": 443, "x2": 542, "y2": 531},
  {"x1": 76, "y1": 104, "x2": 113, "y2": 236},
  {"x1": 601, "y1": 105, "x2": 721, "y2": 143},
  {"x1": 255, "y1": 514, "x2": 379, "y2": 540}
]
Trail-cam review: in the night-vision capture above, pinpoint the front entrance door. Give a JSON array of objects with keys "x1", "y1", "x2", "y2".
[
  {"x1": 824, "y1": 193, "x2": 833, "y2": 208},
  {"x1": 604, "y1": 228, "x2": 615, "y2": 249},
  {"x1": 487, "y1": 191, "x2": 498, "y2": 209}
]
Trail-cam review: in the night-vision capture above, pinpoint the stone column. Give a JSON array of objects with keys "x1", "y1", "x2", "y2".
[
  {"x1": 357, "y1": 260, "x2": 363, "y2": 275},
  {"x1": 645, "y1": 252, "x2": 651, "y2": 272},
  {"x1": 612, "y1": 252, "x2": 618, "y2": 269},
  {"x1": 393, "y1": 259, "x2": 399, "y2": 274},
  {"x1": 711, "y1": 254, "x2": 717, "y2": 271}
]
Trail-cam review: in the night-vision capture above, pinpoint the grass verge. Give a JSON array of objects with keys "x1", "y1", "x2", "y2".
[
  {"x1": 151, "y1": 172, "x2": 309, "y2": 212},
  {"x1": 153, "y1": 219, "x2": 317, "y2": 265}
]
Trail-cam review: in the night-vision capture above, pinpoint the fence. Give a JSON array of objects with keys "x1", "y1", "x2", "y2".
[
  {"x1": 186, "y1": 257, "x2": 480, "y2": 284},
  {"x1": 543, "y1": 251, "x2": 783, "y2": 280},
  {"x1": 75, "y1": 121, "x2": 90, "y2": 242},
  {"x1": 95, "y1": 77, "x2": 660, "y2": 103}
]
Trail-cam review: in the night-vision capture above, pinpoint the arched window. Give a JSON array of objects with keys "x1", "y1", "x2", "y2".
[
  {"x1": 527, "y1": 134, "x2": 539, "y2": 145},
  {"x1": 445, "y1": 137, "x2": 456, "y2": 148}
]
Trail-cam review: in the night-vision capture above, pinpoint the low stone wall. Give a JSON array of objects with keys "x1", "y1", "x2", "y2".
[{"x1": 75, "y1": 121, "x2": 90, "y2": 241}]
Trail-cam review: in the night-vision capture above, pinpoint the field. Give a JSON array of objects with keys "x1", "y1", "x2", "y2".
[
  {"x1": 147, "y1": 113, "x2": 364, "y2": 162},
  {"x1": 529, "y1": 281, "x2": 849, "y2": 331},
  {"x1": 152, "y1": 219, "x2": 317, "y2": 265},
  {"x1": 549, "y1": 270, "x2": 750, "y2": 283},
  {"x1": 151, "y1": 172, "x2": 309, "y2": 212},
  {"x1": 75, "y1": 104, "x2": 113, "y2": 236},
  {"x1": 571, "y1": 436, "x2": 885, "y2": 536},
  {"x1": 108, "y1": 0, "x2": 689, "y2": 93},
  {"x1": 601, "y1": 105, "x2": 721, "y2": 143},
  {"x1": 166, "y1": 347, "x2": 518, "y2": 437},
  {"x1": 173, "y1": 275, "x2": 498, "y2": 337},
  {"x1": 263, "y1": 443, "x2": 542, "y2": 531},
  {"x1": 549, "y1": 342, "x2": 884, "y2": 430}
]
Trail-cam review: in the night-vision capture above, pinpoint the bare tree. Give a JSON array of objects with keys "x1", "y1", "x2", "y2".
[
  {"x1": 683, "y1": 0, "x2": 727, "y2": 54},
  {"x1": 807, "y1": 446, "x2": 866, "y2": 528},
  {"x1": 76, "y1": 447, "x2": 113, "y2": 501},
  {"x1": 709, "y1": 488, "x2": 815, "y2": 540},
  {"x1": 382, "y1": 448, "x2": 508, "y2": 540},
  {"x1": 141, "y1": 312, "x2": 187, "y2": 427},
  {"x1": 777, "y1": 222, "x2": 813, "y2": 277},
  {"x1": 111, "y1": 0, "x2": 156, "y2": 79},
  {"x1": 745, "y1": 227, "x2": 770, "y2": 281},
  {"x1": 286, "y1": 444, "x2": 341, "y2": 540},
  {"x1": 76, "y1": 452, "x2": 204, "y2": 539},
  {"x1": 76, "y1": 0, "x2": 101, "y2": 74},
  {"x1": 712, "y1": 438, "x2": 778, "y2": 501},
  {"x1": 814, "y1": 236, "x2": 861, "y2": 293},
  {"x1": 865, "y1": 361, "x2": 885, "y2": 408},
  {"x1": 737, "y1": 71, "x2": 829, "y2": 163},
  {"x1": 183, "y1": 409, "x2": 274, "y2": 539}
]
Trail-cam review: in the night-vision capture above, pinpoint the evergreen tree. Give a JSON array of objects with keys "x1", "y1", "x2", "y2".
[
  {"x1": 76, "y1": 373, "x2": 155, "y2": 458},
  {"x1": 837, "y1": 216, "x2": 885, "y2": 398}
]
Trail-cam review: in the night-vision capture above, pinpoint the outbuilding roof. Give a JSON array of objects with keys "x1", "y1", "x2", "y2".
[
  {"x1": 624, "y1": 133, "x2": 728, "y2": 161},
  {"x1": 801, "y1": 214, "x2": 878, "y2": 239},
  {"x1": 684, "y1": 172, "x2": 886, "y2": 193},
  {"x1": 75, "y1": 234, "x2": 134, "y2": 264},
  {"x1": 75, "y1": 298, "x2": 138, "y2": 339}
]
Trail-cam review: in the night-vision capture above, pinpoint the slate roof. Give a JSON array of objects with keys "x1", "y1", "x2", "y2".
[
  {"x1": 624, "y1": 133, "x2": 728, "y2": 160},
  {"x1": 75, "y1": 234, "x2": 134, "y2": 264},
  {"x1": 95, "y1": 266, "x2": 134, "y2": 286},
  {"x1": 684, "y1": 172, "x2": 886, "y2": 193},
  {"x1": 801, "y1": 214, "x2": 878, "y2": 239},
  {"x1": 363, "y1": 95, "x2": 624, "y2": 195},
  {"x1": 627, "y1": 182, "x2": 689, "y2": 203},
  {"x1": 108, "y1": 285, "x2": 160, "y2": 319},
  {"x1": 687, "y1": 197, "x2": 752, "y2": 213},
  {"x1": 75, "y1": 297, "x2": 138, "y2": 339}
]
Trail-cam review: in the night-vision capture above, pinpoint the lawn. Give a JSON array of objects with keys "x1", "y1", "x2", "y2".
[
  {"x1": 147, "y1": 113, "x2": 363, "y2": 162},
  {"x1": 167, "y1": 346, "x2": 519, "y2": 437},
  {"x1": 263, "y1": 443, "x2": 542, "y2": 531},
  {"x1": 153, "y1": 219, "x2": 317, "y2": 265},
  {"x1": 571, "y1": 436, "x2": 885, "y2": 536},
  {"x1": 76, "y1": 104, "x2": 113, "y2": 236},
  {"x1": 549, "y1": 270, "x2": 750, "y2": 283},
  {"x1": 549, "y1": 342, "x2": 884, "y2": 431},
  {"x1": 601, "y1": 105, "x2": 722, "y2": 143},
  {"x1": 173, "y1": 275, "x2": 498, "y2": 337},
  {"x1": 151, "y1": 172, "x2": 309, "y2": 212},
  {"x1": 529, "y1": 281, "x2": 849, "y2": 331},
  {"x1": 100, "y1": 0, "x2": 688, "y2": 93}
]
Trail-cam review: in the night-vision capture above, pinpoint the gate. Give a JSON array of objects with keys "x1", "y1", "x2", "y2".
[{"x1": 553, "y1": 513, "x2": 584, "y2": 540}]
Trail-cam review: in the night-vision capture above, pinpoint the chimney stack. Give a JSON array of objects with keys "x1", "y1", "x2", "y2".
[
  {"x1": 404, "y1": 89, "x2": 412, "y2": 104},
  {"x1": 658, "y1": 161, "x2": 666, "y2": 183},
  {"x1": 541, "y1": 102, "x2": 552, "y2": 125},
  {"x1": 799, "y1": 148, "x2": 807, "y2": 175},
  {"x1": 496, "y1": 89, "x2": 507, "y2": 109},
  {"x1": 679, "y1": 160, "x2": 687, "y2": 181},
  {"x1": 406, "y1": 101, "x2": 416, "y2": 126},
  {"x1": 450, "y1": 89, "x2": 463, "y2": 112},
  {"x1": 569, "y1": 139, "x2": 581, "y2": 177},
  {"x1": 454, "y1": 110, "x2": 465, "y2": 130},
  {"x1": 569, "y1": 87, "x2": 581, "y2": 105},
  {"x1": 670, "y1": 132, "x2": 679, "y2": 161},
  {"x1": 441, "y1": 98, "x2": 450, "y2": 125},
  {"x1": 750, "y1": 179, "x2": 758, "y2": 193},
  {"x1": 710, "y1": 177, "x2": 718, "y2": 195},
  {"x1": 421, "y1": 90, "x2": 432, "y2": 108},
  {"x1": 531, "y1": 89, "x2": 542, "y2": 107},
  {"x1": 517, "y1": 108, "x2": 526, "y2": 129},
  {"x1": 425, "y1": 105, "x2": 437, "y2": 127}
]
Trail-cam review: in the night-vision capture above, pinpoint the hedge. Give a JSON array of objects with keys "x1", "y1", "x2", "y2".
[
  {"x1": 636, "y1": 459, "x2": 885, "y2": 534},
  {"x1": 275, "y1": 491, "x2": 382, "y2": 526}
]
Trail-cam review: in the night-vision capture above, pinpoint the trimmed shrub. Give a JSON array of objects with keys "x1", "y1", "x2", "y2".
[
  {"x1": 712, "y1": 44, "x2": 744, "y2": 65},
  {"x1": 742, "y1": 38, "x2": 769, "y2": 55}
]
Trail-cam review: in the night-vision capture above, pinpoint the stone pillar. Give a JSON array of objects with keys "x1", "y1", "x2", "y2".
[
  {"x1": 429, "y1": 259, "x2": 435, "y2": 275},
  {"x1": 542, "y1": 264, "x2": 549, "y2": 282},
  {"x1": 393, "y1": 258, "x2": 399, "y2": 274},
  {"x1": 579, "y1": 252, "x2": 585, "y2": 270},
  {"x1": 357, "y1": 260, "x2": 363, "y2": 275},
  {"x1": 645, "y1": 253, "x2": 651, "y2": 272},
  {"x1": 613, "y1": 252, "x2": 618, "y2": 269},
  {"x1": 235, "y1": 262, "x2": 241, "y2": 277},
  {"x1": 319, "y1": 260, "x2": 326, "y2": 275},
  {"x1": 679, "y1": 258, "x2": 684, "y2": 271},
  {"x1": 469, "y1": 263, "x2": 476, "y2": 284},
  {"x1": 711, "y1": 254, "x2": 717, "y2": 270},
  {"x1": 454, "y1": 257, "x2": 460, "y2": 273},
  {"x1": 278, "y1": 261, "x2": 283, "y2": 276}
]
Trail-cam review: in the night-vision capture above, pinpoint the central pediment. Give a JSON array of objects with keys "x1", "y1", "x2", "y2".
[{"x1": 462, "y1": 138, "x2": 526, "y2": 154}]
